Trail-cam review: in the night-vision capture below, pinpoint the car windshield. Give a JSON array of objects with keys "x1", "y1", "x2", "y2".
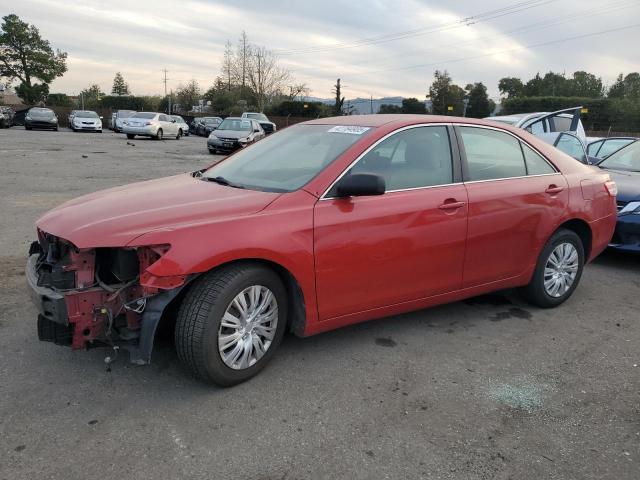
[
  {"x1": 218, "y1": 119, "x2": 252, "y2": 131},
  {"x1": 75, "y1": 111, "x2": 99, "y2": 118},
  {"x1": 204, "y1": 118, "x2": 220, "y2": 124},
  {"x1": 245, "y1": 113, "x2": 268, "y2": 121},
  {"x1": 118, "y1": 111, "x2": 136, "y2": 118},
  {"x1": 131, "y1": 112, "x2": 156, "y2": 119},
  {"x1": 599, "y1": 141, "x2": 640, "y2": 172},
  {"x1": 202, "y1": 124, "x2": 373, "y2": 192}
]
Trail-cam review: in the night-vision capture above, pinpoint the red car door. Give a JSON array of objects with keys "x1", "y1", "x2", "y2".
[
  {"x1": 456, "y1": 125, "x2": 569, "y2": 288},
  {"x1": 314, "y1": 125, "x2": 468, "y2": 321}
]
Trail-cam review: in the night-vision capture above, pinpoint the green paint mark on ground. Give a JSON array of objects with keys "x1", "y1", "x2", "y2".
[{"x1": 488, "y1": 382, "x2": 545, "y2": 412}]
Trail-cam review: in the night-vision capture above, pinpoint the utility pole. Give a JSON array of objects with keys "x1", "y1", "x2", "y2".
[
  {"x1": 81, "y1": 91, "x2": 84, "y2": 110},
  {"x1": 162, "y1": 69, "x2": 169, "y2": 112},
  {"x1": 370, "y1": 95, "x2": 373, "y2": 114}
]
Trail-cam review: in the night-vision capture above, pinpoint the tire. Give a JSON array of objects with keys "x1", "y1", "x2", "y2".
[
  {"x1": 155, "y1": 129, "x2": 163, "y2": 140},
  {"x1": 176, "y1": 129, "x2": 182, "y2": 140},
  {"x1": 126, "y1": 134, "x2": 135, "y2": 139},
  {"x1": 208, "y1": 148, "x2": 216, "y2": 155},
  {"x1": 175, "y1": 263, "x2": 288, "y2": 386},
  {"x1": 25, "y1": 126, "x2": 32, "y2": 130},
  {"x1": 54, "y1": 126, "x2": 58, "y2": 131},
  {"x1": 520, "y1": 228, "x2": 584, "y2": 308}
]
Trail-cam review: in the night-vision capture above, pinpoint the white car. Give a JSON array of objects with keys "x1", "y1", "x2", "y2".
[
  {"x1": 241, "y1": 112, "x2": 277, "y2": 134},
  {"x1": 487, "y1": 107, "x2": 586, "y2": 143},
  {"x1": 70, "y1": 110, "x2": 103, "y2": 132},
  {"x1": 171, "y1": 115, "x2": 190, "y2": 136},
  {"x1": 122, "y1": 112, "x2": 183, "y2": 140}
]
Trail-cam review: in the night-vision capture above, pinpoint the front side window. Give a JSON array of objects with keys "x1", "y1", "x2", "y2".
[
  {"x1": 203, "y1": 124, "x2": 372, "y2": 192},
  {"x1": 555, "y1": 133, "x2": 586, "y2": 163},
  {"x1": 343, "y1": 126, "x2": 453, "y2": 192},
  {"x1": 460, "y1": 127, "x2": 527, "y2": 181}
]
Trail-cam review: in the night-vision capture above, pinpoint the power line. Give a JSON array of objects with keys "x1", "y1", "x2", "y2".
[
  {"x1": 353, "y1": 22, "x2": 640, "y2": 76},
  {"x1": 276, "y1": 0, "x2": 558, "y2": 55}
]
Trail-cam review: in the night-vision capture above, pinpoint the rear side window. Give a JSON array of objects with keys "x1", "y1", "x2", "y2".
[
  {"x1": 459, "y1": 127, "x2": 526, "y2": 181},
  {"x1": 597, "y1": 139, "x2": 635, "y2": 158},
  {"x1": 522, "y1": 143, "x2": 555, "y2": 175}
]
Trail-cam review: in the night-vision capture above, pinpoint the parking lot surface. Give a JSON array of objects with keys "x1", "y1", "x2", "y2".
[{"x1": 0, "y1": 127, "x2": 638, "y2": 480}]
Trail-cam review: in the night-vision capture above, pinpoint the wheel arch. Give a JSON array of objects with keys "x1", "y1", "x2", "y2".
[{"x1": 557, "y1": 218, "x2": 592, "y2": 260}]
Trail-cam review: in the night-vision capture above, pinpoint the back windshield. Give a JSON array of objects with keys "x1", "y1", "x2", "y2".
[
  {"x1": 203, "y1": 124, "x2": 373, "y2": 192},
  {"x1": 205, "y1": 118, "x2": 221, "y2": 124},
  {"x1": 118, "y1": 111, "x2": 136, "y2": 118},
  {"x1": 131, "y1": 112, "x2": 156, "y2": 120},
  {"x1": 219, "y1": 119, "x2": 252, "y2": 131},
  {"x1": 245, "y1": 113, "x2": 268, "y2": 121}
]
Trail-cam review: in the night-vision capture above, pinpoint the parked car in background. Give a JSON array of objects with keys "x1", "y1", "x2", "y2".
[
  {"x1": 25, "y1": 107, "x2": 58, "y2": 131},
  {"x1": 195, "y1": 117, "x2": 222, "y2": 136},
  {"x1": 67, "y1": 110, "x2": 78, "y2": 126},
  {"x1": 113, "y1": 110, "x2": 136, "y2": 132},
  {"x1": 207, "y1": 117, "x2": 265, "y2": 154},
  {"x1": 108, "y1": 112, "x2": 116, "y2": 130},
  {"x1": 70, "y1": 110, "x2": 103, "y2": 132},
  {"x1": 122, "y1": 112, "x2": 183, "y2": 140},
  {"x1": 0, "y1": 106, "x2": 15, "y2": 128},
  {"x1": 27, "y1": 115, "x2": 617, "y2": 386},
  {"x1": 487, "y1": 107, "x2": 585, "y2": 143},
  {"x1": 241, "y1": 112, "x2": 277, "y2": 134},
  {"x1": 190, "y1": 117, "x2": 203, "y2": 135},
  {"x1": 596, "y1": 141, "x2": 640, "y2": 252},
  {"x1": 587, "y1": 137, "x2": 637, "y2": 160},
  {"x1": 535, "y1": 131, "x2": 599, "y2": 165},
  {"x1": 171, "y1": 115, "x2": 190, "y2": 136}
]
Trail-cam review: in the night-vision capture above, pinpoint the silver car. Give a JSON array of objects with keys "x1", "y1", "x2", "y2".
[
  {"x1": 113, "y1": 110, "x2": 136, "y2": 132},
  {"x1": 70, "y1": 110, "x2": 103, "y2": 132},
  {"x1": 207, "y1": 117, "x2": 265, "y2": 154},
  {"x1": 122, "y1": 112, "x2": 182, "y2": 140},
  {"x1": 171, "y1": 115, "x2": 190, "y2": 136}
]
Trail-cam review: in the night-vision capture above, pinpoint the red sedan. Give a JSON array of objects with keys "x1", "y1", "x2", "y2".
[{"x1": 27, "y1": 115, "x2": 617, "y2": 386}]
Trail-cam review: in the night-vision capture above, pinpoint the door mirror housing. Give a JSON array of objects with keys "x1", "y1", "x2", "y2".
[{"x1": 335, "y1": 173, "x2": 385, "y2": 198}]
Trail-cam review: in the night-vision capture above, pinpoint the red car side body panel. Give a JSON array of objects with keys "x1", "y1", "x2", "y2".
[{"x1": 34, "y1": 115, "x2": 617, "y2": 341}]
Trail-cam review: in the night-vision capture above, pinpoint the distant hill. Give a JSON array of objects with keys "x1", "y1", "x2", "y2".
[{"x1": 300, "y1": 95, "x2": 424, "y2": 114}]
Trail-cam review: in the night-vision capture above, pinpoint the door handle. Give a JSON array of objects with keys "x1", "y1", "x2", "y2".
[
  {"x1": 545, "y1": 185, "x2": 564, "y2": 194},
  {"x1": 438, "y1": 200, "x2": 466, "y2": 210}
]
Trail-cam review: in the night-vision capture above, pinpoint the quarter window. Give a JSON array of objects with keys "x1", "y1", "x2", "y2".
[
  {"x1": 459, "y1": 127, "x2": 527, "y2": 181},
  {"x1": 346, "y1": 126, "x2": 454, "y2": 191},
  {"x1": 522, "y1": 143, "x2": 555, "y2": 175}
]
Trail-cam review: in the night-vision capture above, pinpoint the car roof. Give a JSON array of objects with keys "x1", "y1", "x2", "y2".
[{"x1": 303, "y1": 114, "x2": 530, "y2": 129}]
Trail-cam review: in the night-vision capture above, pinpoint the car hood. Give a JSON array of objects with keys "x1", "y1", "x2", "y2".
[
  {"x1": 211, "y1": 129, "x2": 249, "y2": 139},
  {"x1": 604, "y1": 168, "x2": 640, "y2": 203},
  {"x1": 36, "y1": 173, "x2": 280, "y2": 248}
]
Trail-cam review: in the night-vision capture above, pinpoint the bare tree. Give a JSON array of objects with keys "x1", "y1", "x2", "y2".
[
  {"x1": 233, "y1": 31, "x2": 251, "y2": 90},
  {"x1": 247, "y1": 46, "x2": 290, "y2": 111},
  {"x1": 287, "y1": 83, "x2": 310, "y2": 100},
  {"x1": 221, "y1": 40, "x2": 234, "y2": 92}
]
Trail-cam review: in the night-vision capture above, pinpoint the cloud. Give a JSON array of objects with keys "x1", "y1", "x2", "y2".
[{"x1": 5, "y1": 0, "x2": 640, "y2": 100}]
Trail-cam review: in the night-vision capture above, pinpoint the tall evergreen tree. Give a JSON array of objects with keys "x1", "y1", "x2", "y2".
[{"x1": 111, "y1": 72, "x2": 130, "y2": 95}]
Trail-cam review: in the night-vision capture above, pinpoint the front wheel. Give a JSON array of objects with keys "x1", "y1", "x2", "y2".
[
  {"x1": 176, "y1": 129, "x2": 182, "y2": 140},
  {"x1": 520, "y1": 228, "x2": 584, "y2": 308},
  {"x1": 175, "y1": 264, "x2": 288, "y2": 386}
]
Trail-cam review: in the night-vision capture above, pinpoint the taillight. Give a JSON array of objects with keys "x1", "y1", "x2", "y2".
[
  {"x1": 144, "y1": 121, "x2": 154, "y2": 126},
  {"x1": 605, "y1": 180, "x2": 617, "y2": 197}
]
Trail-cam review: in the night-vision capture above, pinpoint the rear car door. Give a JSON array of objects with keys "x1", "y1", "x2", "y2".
[
  {"x1": 314, "y1": 125, "x2": 468, "y2": 320},
  {"x1": 456, "y1": 125, "x2": 568, "y2": 288}
]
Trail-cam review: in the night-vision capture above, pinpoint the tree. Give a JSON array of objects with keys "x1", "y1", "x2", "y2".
[
  {"x1": 175, "y1": 79, "x2": 201, "y2": 112},
  {"x1": 111, "y1": 72, "x2": 130, "y2": 95},
  {"x1": 247, "y1": 46, "x2": 290, "y2": 111},
  {"x1": 221, "y1": 40, "x2": 234, "y2": 92},
  {"x1": 286, "y1": 83, "x2": 309, "y2": 101},
  {"x1": 523, "y1": 73, "x2": 544, "y2": 97},
  {"x1": 0, "y1": 14, "x2": 67, "y2": 104},
  {"x1": 569, "y1": 71, "x2": 603, "y2": 98},
  {"x1": 379, "y1": 104, "x2": 402, "y2": 114},
  {"x1": 428, "y1": 70, "x2": 464, "y2": 115},
  {"x1": 608, "y1": 72, "x2": 640, "y2": 99},
  {"x1": 332, "y1": 78, "x2": 345, "y2": 116},
  {"x1": 401, "y1": 97, "x2": 426, "y2": 114},
  {"x1": 235, "y1": 31, "x2": 251, "y2": 91},
  {"x1": 464, "y1": 82, "x2": 492, "y2": 118},
  {"x1": 79, "y1": 84, "x2": 104, "y2": 109},
  {"x1": 498, "y1": 77, "x2": 524, "y2": 98},
  {"x1": 46, "y1": 93, "x2": 71, "y2": 107}
]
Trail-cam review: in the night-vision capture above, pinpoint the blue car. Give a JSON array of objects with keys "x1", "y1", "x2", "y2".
[{"x1": 597, "y1": 139, "x2": 640, "y2": 252}]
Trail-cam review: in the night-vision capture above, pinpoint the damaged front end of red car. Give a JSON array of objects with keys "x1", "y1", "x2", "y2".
[{"x1": 26, "y1": 230, "x2": 189, "y2": 364}]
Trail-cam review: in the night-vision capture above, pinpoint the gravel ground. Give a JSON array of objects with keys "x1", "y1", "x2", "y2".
[{"x1": 0, "y1": 127, "x2": 638, "y2": 480}]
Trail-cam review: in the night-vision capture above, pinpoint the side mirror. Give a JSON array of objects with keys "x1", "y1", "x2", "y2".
[{"x1": 336, "y1": 173, "x2": 385, "y2": 198}]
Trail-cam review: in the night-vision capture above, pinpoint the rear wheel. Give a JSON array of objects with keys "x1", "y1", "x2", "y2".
[
  {"x1": 155, "y1": 129, "x2": 163, "y2": 140},
  {"x1": 25, "y1": 126, "x2": 32, "y2": 130},
  {"x1": 175, "y1": 264, "x2": 287, "y2": 386},
  {"x1": 520, "y1": 228, "x2": 584, "y2": 308}
]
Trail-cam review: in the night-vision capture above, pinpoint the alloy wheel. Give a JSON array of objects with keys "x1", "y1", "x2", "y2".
[{"x1": 543, "y1": 242, "x2": 579, "y2": 298}]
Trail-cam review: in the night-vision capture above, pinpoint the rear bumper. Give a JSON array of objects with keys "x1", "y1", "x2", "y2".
[
  {"x1": 122, "y1": 125, "x2": 157, "y2": 136},
  {"x1": 609, "y1": 213, "x2": 640, "y2": 252}
]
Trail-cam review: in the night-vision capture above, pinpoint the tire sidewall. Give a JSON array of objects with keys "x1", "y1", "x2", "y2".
[{"x1": 200, "y1": 268, "x2": 288, "y2": 385}]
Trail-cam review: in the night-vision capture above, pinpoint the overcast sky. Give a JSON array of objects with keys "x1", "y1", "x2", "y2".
[{"x1": 7, "y1": 0, "x2": 640, "y2": 100}]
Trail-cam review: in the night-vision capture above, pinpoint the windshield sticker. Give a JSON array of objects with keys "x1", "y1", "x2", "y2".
[{"x1": 327, "y1": 126, "x2": 370, "y2": 135}]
